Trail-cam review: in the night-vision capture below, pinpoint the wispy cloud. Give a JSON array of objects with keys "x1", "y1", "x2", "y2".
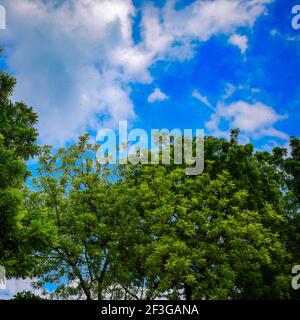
[{"x1": 192, "y1": 89, "x2": 215, "y2": 111}]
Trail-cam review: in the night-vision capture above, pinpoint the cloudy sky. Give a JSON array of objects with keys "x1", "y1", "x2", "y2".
[
  {"x1": 0, "y1": 0, "x2": 299, "y2": 151},
  {"x1": 0, "y1": 0, "x2": 300, "y2": 299}
]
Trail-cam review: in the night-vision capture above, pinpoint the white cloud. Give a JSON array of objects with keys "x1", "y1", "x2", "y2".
[
  {"x1": 192, "y1": 89, "x2": 214, "y2": 110},
  {"x1": 141, "y1": 0, "x2": 270, "y2": 59},
  {"x1": 1, "y1": 0, "x2": 272, "y2": 145},
  {"x1": 0, "y1": 278, "x2": 43, "y2": 300},
  {"x1": 205, "y1": 100, "x2": 289, "y2": 141},
  {"x1": 222, "y1": 83, "x2": 236, "y2": 100},
  {"x1": 148, "y1": 88, "x2": 169, "y2": 103},
  {"x1": 2, "y1": 0, "x2": 137, "y2": 145},
  {"x1": 228, "y1": 34, "x2": 248, "y2": 53}
]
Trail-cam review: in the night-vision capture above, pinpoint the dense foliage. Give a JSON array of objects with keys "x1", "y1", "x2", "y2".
[
  {"x1": 12, "y1": 291, "x2": 43, "y2": 300},
  {"x1": 20, "y1": 133, "x2": 300, "y2": 300},
  {"x1": 0, "y1": 51, "x2": 38, "y2": 276}
]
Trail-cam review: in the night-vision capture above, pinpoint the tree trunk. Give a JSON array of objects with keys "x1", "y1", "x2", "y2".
[{"x1": 184, "y1": 284, "x2": 193, "y2": 300}]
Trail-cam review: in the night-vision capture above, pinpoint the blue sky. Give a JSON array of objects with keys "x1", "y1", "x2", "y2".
[
  {"x1": 0, "y1": 0, "x2": 299, "y2": 151},
  {"x1": 0, "y1": 0, "x2": 300, "y2": 298}
]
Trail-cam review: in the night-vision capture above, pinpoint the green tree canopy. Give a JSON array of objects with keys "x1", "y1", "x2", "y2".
[
  {"x1": 23, "y1": 136, "x2": 142, "y2": 299},
  {"x1": 0, "y1": 49, "x2": 38, "y2": 276},
  {"x1": 22, "y1": 132, "x2": 299, "y2": 300}
]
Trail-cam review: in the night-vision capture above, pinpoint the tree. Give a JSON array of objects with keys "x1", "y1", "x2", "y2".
[
  {"x1": 121, "y1": 131, "x2": 295, "y2": 299},
  {"x1": 270, "y1": 137, "x2": 300, "y2": 298},
  {"x1": 0, "y1": 49, "x2": 38, "y2": 276},
  {"x1": 22, "y1": 132, "x2": 298, "y2": 300},
  {"x1": 22, "y1": 135, "x2": 142, "y2": 300},
  {"x1": 12, "y1": 291, "x2": 43, "y2": 300}
]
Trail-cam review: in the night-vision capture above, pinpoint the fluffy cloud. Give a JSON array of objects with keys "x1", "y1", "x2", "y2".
[
  {"x1": 2, "y1": 0, "x2": 137, "y2": 145},
  {"x1": 228, "y1": 34, "x2": 248, "y2": 53},
  {"x1": 141, "y1": 0, "x2": 270, "y2": 58},
  {"x1": 0, "y1": 278, "x2": 43, "y2": 300},
  {"x1": 205, "y1": 100, "x2": 289, "y2": 141},
  {"x1": 148, "y1": 88, "x2": 169, "y2": 103},
  {"x1": 1, "y1": 0, "x2": 272, "y2": 145}
]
